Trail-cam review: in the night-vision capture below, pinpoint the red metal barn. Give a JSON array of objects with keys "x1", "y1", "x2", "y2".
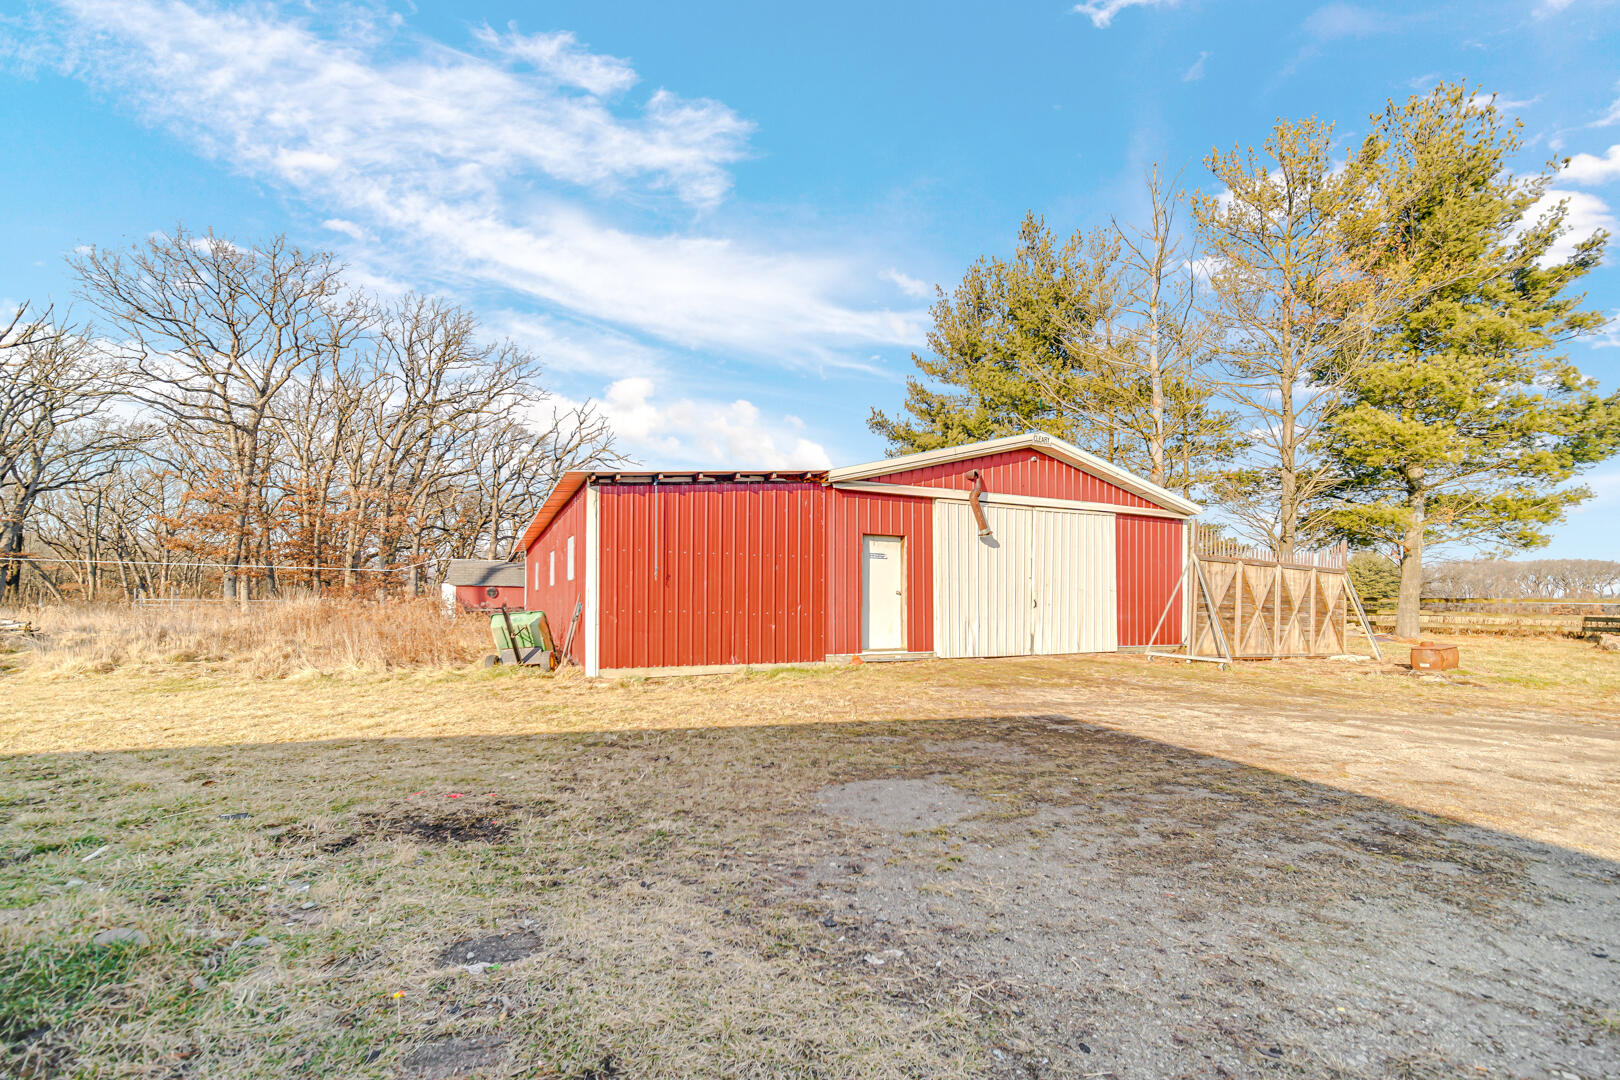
[
  {"x1": 512, "y1": 433, "x2": 1199, "y2": 675},
  {"x1": 443, "y1": 559, "x2": 528, "y2": 611}
]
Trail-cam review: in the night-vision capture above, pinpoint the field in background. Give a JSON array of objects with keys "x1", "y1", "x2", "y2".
[
  {"x1": 1, "y1": 600, "x2": 490, "y2": 678},
  {"x1": 1366, "y1": 596, "x2": 1620, "y2": 636},
  {"x1": 2, "y1": 608, "x2": 1617, "y2": 1077}
]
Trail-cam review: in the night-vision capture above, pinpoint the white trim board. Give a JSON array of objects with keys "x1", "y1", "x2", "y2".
[
  {"x1": 827, "y1": 432, "x2": 1202, "y2": 517},
  {"x1": 584, "y1": 482, "x2": 601, "y2": 678},
  {"x1": 832, "y1": 480, "x2": 1189, "y2": 520}
]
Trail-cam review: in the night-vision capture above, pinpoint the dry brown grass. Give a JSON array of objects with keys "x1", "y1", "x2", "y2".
[
  {"x1": 0, "y1": 599, "x2": 490, "y2": 678},
  {"x1": 1, "y1": 625, "x2": 1617, "y2": 1077}
]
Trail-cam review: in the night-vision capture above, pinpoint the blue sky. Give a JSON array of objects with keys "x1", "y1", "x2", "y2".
[{"x1": 2, "y1": 0, "x2": 1619, "y2": 557}]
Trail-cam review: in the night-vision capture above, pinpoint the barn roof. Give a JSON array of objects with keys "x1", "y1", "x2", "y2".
[
  {"x1": 510, "y1": 433, "x2": 1200, "y2": 559},
  {"x1": 444, "y1": 559, "x2": 527, "y2": 588},
  {"x1": 829, "y1": 432, "x2": 1203, "y2": 517}
]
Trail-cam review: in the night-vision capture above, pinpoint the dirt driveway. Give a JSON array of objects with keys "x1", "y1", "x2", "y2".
[
  {"x1": 802, "y1": 718, "x2": 1616, "y2": 1079},
  {"x1": 1, "y1": 640, "x2": 1617, "y2": 1078}
]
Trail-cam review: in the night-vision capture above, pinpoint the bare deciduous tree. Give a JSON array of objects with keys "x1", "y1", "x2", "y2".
[
  {"x1": 0, "y1": 227, "x2": 624, "y2": 606},
  {"x1": 1192, "y1": 118, "x2": 1399, "y2": 558},
  {"x1": 72, "y1": 229, "x2": 358, "y2": 602},
  {"x1": 1424, "y1": 558, "x2": 1620, "y2": 599},
  {"x1": 0, "y1": 312, "x2": 140, "y2": 602}
]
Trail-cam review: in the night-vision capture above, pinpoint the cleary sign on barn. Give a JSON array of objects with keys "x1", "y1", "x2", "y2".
[{"x1": 511, "y1": 433, "x2": 1200, "y2": 676}]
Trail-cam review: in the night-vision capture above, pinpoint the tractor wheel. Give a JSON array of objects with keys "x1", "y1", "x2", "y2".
[{"x1": 483, "y1": 653, "x2": 501, "y2": 668}]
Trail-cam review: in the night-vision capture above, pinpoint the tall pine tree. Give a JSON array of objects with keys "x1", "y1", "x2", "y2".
[
  {"x1": 871, "y1": 210, "x2": 1238, "y2": 495},
  {"x1": 1321, "y1": 84, "x2": 1620, "y2": 636},
  {"x1": 869, "y1": 213, "x2": 1118, "y2": 454}
]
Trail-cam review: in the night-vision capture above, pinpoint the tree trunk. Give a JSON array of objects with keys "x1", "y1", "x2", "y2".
[
  {"x1": 1395, "y1": 478, "x2": 1426, "y2": 638},
  {"x1": 1146, "y1": 267, "x2": 1165, "y2": 485},
  {"x1": 0, "y1": 516, "x2": 23, "y2": 604},
  {"x1": 1275, "y1": 352, "x2": 1298, "y2": 561}
]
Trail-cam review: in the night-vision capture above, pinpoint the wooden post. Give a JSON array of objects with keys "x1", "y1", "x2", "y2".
[
  {"x1": 1233, "y1": 559, "x2": 1244, "y2": 658},
  {"x1": 1144, "y1": 562, "x2": 1188, "y2": 651},
  {"x1": 1308, "y1": 567, "x2": 1318, "y2": 655},
  {"x1": 1271, "y1": 564, "x2": 1282, "y2": 660},
  {"x1": 1344, "y1": 574, "x2": 1384, "y2": 662},
  {"x1": 1192, "y1": 555, "x2": 1234, "y2": 662}
]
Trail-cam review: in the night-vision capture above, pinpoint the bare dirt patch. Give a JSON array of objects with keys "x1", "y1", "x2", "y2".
[
  {"x1": 816, "y1": 777, "x2": 989, "y2": 830},
  {"x1": 789, "y1": 724, "x2": 1616, "y2": 1079},
  {"x1": 438, "y1": 930, "x2": 543, "y2": 968},
  {"x1": 919, "y1": 737, "x2": 1037, "y2": 762},
  {"x1": 366, "y1": 795, "x2": 532, "y2": 845},
  {"x1": 273, "y1": 794, "x2": 548, "y2": 851},
  {"x1": 398, "y1": 1035, "x2": 507, "y2": 1079}
]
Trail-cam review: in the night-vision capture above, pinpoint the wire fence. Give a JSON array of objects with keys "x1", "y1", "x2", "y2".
[{"x1": 0, "y1": 552, "x2": 441, "y2": 604}]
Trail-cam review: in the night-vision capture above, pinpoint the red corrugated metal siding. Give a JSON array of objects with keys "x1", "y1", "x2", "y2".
[
  {"x1": 523, "y1": 488, "x2": 587, "y2": 665},
  {"x1": 827, "y1": 490, "x2": 933, "y2": 654},
  {"x1": 872, "y1": 449, "x2": 1157, "y2": 509},
  {"x1": 454, "y1": 585, "x2": 528, "y2": 611},
  {"x1": 1116, "y1": 514, "x2": 1183, "y2": 647},
  {"x1": 599, "y1": 483, "x2": 827, "y2": 669}
]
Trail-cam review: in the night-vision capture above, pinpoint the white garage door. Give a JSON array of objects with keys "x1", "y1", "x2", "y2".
[{"x1": 932, "y1": 501, "x2": 1117, "y2": 658}]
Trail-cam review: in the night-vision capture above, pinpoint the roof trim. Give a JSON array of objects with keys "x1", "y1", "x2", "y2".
[
  {"x1": 507, "y1": 468, "x2": 834, "y2": 560},
  {"x1": 509, "y1": 471, "x2": 589, "y2": 561},
  {"x1": 826, "y1": 433, "x2": 1203, "y2": 517}
]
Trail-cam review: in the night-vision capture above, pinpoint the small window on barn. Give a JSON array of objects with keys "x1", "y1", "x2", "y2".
[
  {"x1": 485, "y1": 586, "x2": 500, "y2": 599},
  {"x1": 549, "y1": 551, "x2": 556, "y2": 587},
  {"x1": 566, "y1": 536, "x2": 576, "y2": 581}
]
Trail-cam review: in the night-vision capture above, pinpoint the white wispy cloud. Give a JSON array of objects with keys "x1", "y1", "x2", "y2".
[
  {"x1": 1524, "y1": 188, "x2": 1617, "y2": 265},
  {"x1": 471, "y1": 24, "x2": 638, "y2": 97},
  {"x1": 1533, "y1": 0, "x2": 1579, "y2": 17},
  {"x1": 1593, "y1": 82, "x2": 1620, "y2": 128},
  {"x1": 1182, "y1": 50, "x2": 1210, "y2": 82},
  {"x1": 1301, "y1": 2, "x2": 1395, "y2": 39},
  {"x1": 320, "y1": 218, "x2": 366, "y2": 241},
  {"x1": 1591, "y1": 309, "x2": 1620, "y2": 348},
  {"x1": 1470, "y1": 91, "x2": 1539, "y2": 113},
  {"x1": 1561, "y1": 145, "x2": 1620, "y2": 185},
  {"x1": 881, "y1": 268, "x2": 931, "y2": 298},
  {"x1": 551, "y1": 377, "x2": 833, "y2": 469},
  {"x1": 1071, "y1": 0, "x2": 1178, "y2": 29},
  {"x1": 495, "y1": 312, "x2": 671, "y2": 380},
  {"x1": 1280, "y1": 4, "x2": 1414, "y2": 80},
  {"x1": 51, "y1": 0, "x2": 748, "y2": 206},
  {"x1": 37, "y1": 0, "x2": 924, "y2": 367}
]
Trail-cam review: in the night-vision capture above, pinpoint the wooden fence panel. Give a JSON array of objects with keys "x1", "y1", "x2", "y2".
[{"x1": 1195, "y1": 556, "x2": 1349, "y2": 658}]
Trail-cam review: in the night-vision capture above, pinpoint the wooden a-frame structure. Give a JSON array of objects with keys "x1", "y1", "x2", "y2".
[{"x1": 1144, "y1": 534, "x2": 1382, "y2": 665}]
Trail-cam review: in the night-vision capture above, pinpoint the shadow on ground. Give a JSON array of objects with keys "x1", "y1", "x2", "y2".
[{"x1": 2, "y1": 715, "x2": 1616, "y2": 1079}]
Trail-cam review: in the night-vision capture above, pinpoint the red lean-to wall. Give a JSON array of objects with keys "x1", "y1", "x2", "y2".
[
  {"x1": 827, "y1": 490, "x2": 933, "y2": 655},
  {"x1": 523, "y1": 488, "x2": 587, "y2": 665},
  {"x1": 598, "y1": 482, "x2": 827, "y2": 669},
  {"x1": 871, "y1": 448, "x2": 1157, "y2": 509},
  {"x1": 1115, "y1": 514, "x2": 1184, "y2": 647},
  {"x1": 454, "y1": 584, "x2": 528, "y2": 612}
]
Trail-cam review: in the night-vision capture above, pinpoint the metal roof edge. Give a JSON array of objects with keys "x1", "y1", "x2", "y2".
[
  {"x1": 508, "y1": 470, "x2": 590, "y2": 561},
  {"x1": 828, "y1": 432, "x2": 1203, "y2": 517}
]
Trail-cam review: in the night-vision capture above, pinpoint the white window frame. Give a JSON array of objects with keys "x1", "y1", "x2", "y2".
[
  {"x1": 566, "y1": 536, "x2": 576, "y2": 581},
  {"x1": 549, "y1": 550, "x2": 556, "y2": 588}
]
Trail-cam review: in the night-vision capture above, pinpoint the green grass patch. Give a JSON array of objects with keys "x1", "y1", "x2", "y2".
[{"x1": 0, "y1": 937, "x2": 141, "y2": 1044}]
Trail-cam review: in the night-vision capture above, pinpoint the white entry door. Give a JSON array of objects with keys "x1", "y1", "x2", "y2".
[
  {"x1": 932, "y1": 501, "x2": 1117, "y2": 658},
  {"x1": 861, "y1": 534, "x2": 906, "y2": 652}
]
